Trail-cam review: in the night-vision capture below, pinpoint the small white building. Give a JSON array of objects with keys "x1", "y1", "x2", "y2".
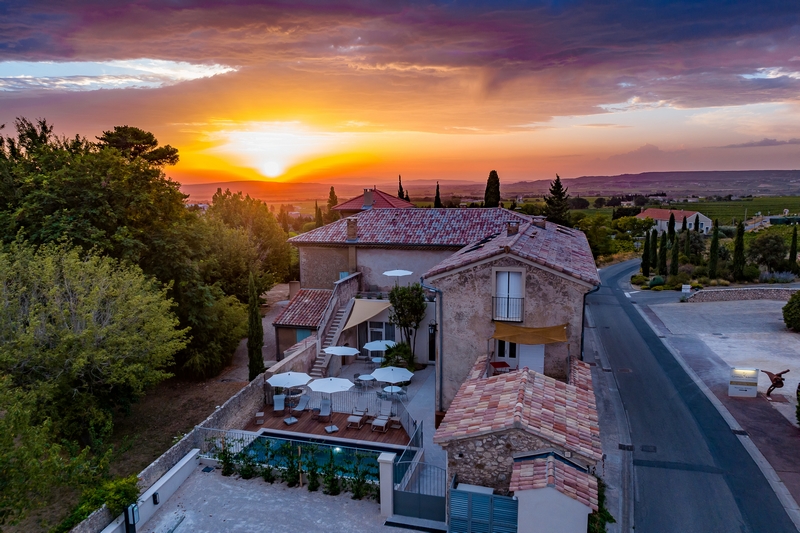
[{"x1": 636, "y1": 208, "x2": 712, "y2": 235}]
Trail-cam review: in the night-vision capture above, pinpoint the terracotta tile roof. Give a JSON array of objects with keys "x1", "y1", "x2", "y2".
[
  {"x1": 272, "y1": 289, "x2": 332, "y2": 328},
  {"x1": 433, "y1": 369, "x2": 603, "y2": 462},
  {"x1": 433, "y1": 369, "x2": 602, "y2": 464},
  {"x1": 289, "y1": 208, "x2": 530, "y2": 248},
  {"x1": 333, "y1": 188, "x2": 415, "y2": 211},
  {"x1": 570, "y1": 360, "x2": 594, "y2": 392},
  {"x1": 636, "y1": 208, "x2": 704, "y2": 222},
  {"x1": 424, "y1": 220, "x2": 600, "y2": 286},
  {"x1": 510, "y1": 456, "x2": 598, "y2": 511}
]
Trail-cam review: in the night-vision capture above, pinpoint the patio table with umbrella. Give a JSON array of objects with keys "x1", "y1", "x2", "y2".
[
  {"x1": 371, "y1": 366, "x2": 414, "y2": 401},
  {"x1": 363, "y1": 339, "x2": 396, "y2": 367},
  {"x1": 383, "y1": 269, "x2": 413, "y2": 286},
  {"x1": 307, "y1": 377, "x2": 354, "y2": 432}
]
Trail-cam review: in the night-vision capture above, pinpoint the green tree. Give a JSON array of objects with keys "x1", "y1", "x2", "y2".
[
  {"x1": 611, "y1": 216, "x2": 653, "y2": 238},
  {"x1": 594, "y1": 197, "x2": 606, "y2": 208},
  {"x1": 0, "y1": 242, "x2": 186, "y2": 441},
  {"x1": 247, "y1": 272, "x2": 265, "y2": 381},
  {"x1": 649, "y1": 230, "x2": 658, "y2": 268},
  {"x1": 434, "y1": 182, "x2": 443, "y2": 208},
  {"x1": 326, "y1": 186, "x2": 340, "y2": 222},
  {"x1": 641, "y1": 232, "x2": 650, "y2": 277},
  {"x1": 749, "y1": 233, "x2": 788, "y2": 272},
  {"x1": 96, "y1": 125, "x2": 179, "y2": 166},
  {"x1": 733, "y1": 222, "x2": 745, "y2": 280},
  {"x1": 543, "y1": 174, "x2": 571, "y2": 226},
  {"x1": 404, "y1": 190, "x2": 410, "y2": 202},
  {"x1": 398, "y1": 175, "x2": 404, "y2": 199},
  {"x1": 783, "y1": 291, "x2": 800, "y2": 331},
  {"x1": 790, "y1": 226, "x2": 798, "y2": 272},
  {"x1": 315, "y1": 201, "x2": 323, "y2": 228},
  {"x1": 684, "y1": 224, "x2": 692, "y2": 257},
  {"x1": 575, "y1": 215, "x2": 612, "y2": 257},
  {"x1": 694, "y1": 214, "x2": 701, "y2": 234},
  {"x1": 708, "y1": 220, "x2": 720, "y2": 278},
  {"x1": 667, "y1": 213, "x2": 676, "y2": 243},
  {"x1": 484, "y1": 170, "x2": 501, "y2": 208},
  {"x1": 670, "y1": 238, "x2": 679, "y2": 276},
  {"x1": 658, "y1": 232, "x2": 668, "y2": 276},
  {"x1": 388, "y1": 283, "x2": 427, "y2": 359},
  {"x1": 681, "y1": 215, "x2": 687, "y2": 232}
]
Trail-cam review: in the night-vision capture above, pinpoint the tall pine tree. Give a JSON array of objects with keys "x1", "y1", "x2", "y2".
[
  {"x1": 641, "y1": 234, "x2": 651, "y2": 277},
  {"x1": 326, "y1": 186, "x2": 339, "y2": 222},
  {"x1": 314, "y1": 201, "x2": 323, "y2": 228},
  {"x1": 404, "y1": 191, "x2": 410, "y2": 202},
  {"x1": 670, "y1": 238, "x2": 679, "y2": 276},
  {"x1": 684, "y1": 226, "x2": 691, "y2": 258},
  {"x1": 434, "y1": 182, "x2": 443, "y2": 208},
  {"x1": 484, "y1": 170, "x2": 501, "y2": 207},
  {"x1": 693, "y1": 214, "x2": 700, "y2": 234},
  {"x1": 398, "y1": 175, "x2": 404, "y2": 199},
  {"x1": 658, "y1": 232, "x2": 668, "y2": 276},
  {"x1": 543, "y1": 174, "x2": 571, "y2": 226},
  {"x1": 681, "y1": 215, "x2": 687, "y2": 232},
  {"x1": 733, "y1": 222, "x2": 745, "y2": 281},
  {"x1": 791, "y1": 226, "x2": 798, "y2": 273},
  {"x1": 649, "y1": 229, "x2": 658, "y2": 269},
  {"x1": 708, "y1": 219, "x2": 719, "y2": 279},
  {"x1": 247, "y1": 272, "x2": 265, "y2": 381},
  {"x1": 668, "y1": 213, "x2": 676, "y2": 243}
]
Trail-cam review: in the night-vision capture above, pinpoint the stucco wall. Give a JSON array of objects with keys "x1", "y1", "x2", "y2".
[
  {"x1": 356, "y1": 248, "x2": 456, "y2": 292},
  {"x1": 275, "y1": 327, "x2": 305, "y2": 359},
  {"x1": 298, "y1": 246, "x2": 350, "y2": 289},
  {"x1": 442, "y1": 428, "x2": 577, "y2": 494},
  {"x1": 430, "y1": 256, "x2": 590, "y2": 410},
  {"x1": 516, "y1": 488, "x2": 592, "y2": 533},
  {"x1": 273, "y1": 335, "x2": 318, "y2": 374},
  {"x1": 351, "y1": 302, "x2": 436, "y2": 364}
]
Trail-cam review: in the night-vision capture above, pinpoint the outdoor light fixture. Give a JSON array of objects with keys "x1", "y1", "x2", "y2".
[
  {"x1": 334, "y1": 447, "x2": 342, "y2": 453},
  {"x1": 152, "y1": 492, "x2": 160, "y2": 505},
  {"x1": 429, "y1": 322, "x2": 437, "y2": 335}
]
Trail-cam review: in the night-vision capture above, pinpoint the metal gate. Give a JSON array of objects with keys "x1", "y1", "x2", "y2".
[
  {"x1": 393, "y1": 460, "x2": 447, "y2": 522},
  {"x1": 449, "y1": 476, "x2": 518, "y2": 533}
]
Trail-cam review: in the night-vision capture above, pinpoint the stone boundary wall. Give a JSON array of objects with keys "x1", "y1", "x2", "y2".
[
  {"x1": 688, "y1": 287, "x2": 799, "y2": 303},
  {"x1": 274, "y1": 335, "x2": 317, "y2": 374}
]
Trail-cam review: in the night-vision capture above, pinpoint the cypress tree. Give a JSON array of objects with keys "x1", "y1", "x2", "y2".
[
  {"x1": 247, "y1": 272, "x2": 265, "y2": 381},
  {"x1": 684, "y1": 226, "x2": 691, "y2": 258},
  {"x1": 708, "y1": 219, "x2": 719, "y2": 279},
  {"x1": 484, "y1": 170, "x2": 501, "y2": 208},
  {"x1": 670, "y1": 238, "x2": 679, "y2": 276},
  {"x1": 681, "y1": 215, "x2": 687, "y2": 232},
  {"x1": 668, "y1": 213, "x2": 676, "y2": 243},
  {"x1": 790, "y1": 226, "x2": 798, "y2": 272},
  {"x1": 314, "y1": 201, "x2": 323, "y2": 228},
  {"x1": 434, "y1": 182, "x2": 443, "y2": 208},
  {"x1": 398, "y1": 175, "x2": 404, "y2": 199},
  {"x1": 658, "y1": 232, "x2": 668, "y2": 275},
  {"x1": 642, "y1": 235, "x2": 651, "y2": 277},
  {"x1": 327, "y1": 186, "x2": 338, "y2": 211},
  {"x1": 404, "y1": 191, "x2": 410, "y2": 202},
  {"x1": 649, "y1": 229, "x2": 658, "y2": 268},
  {"x1": 543, "y1": 174, "x2": 571, "y2": 226},
  {"x1": 694, "y1": 214, "x2": 701, "y2": 234},
  {"x1": 733, "y1": 222, "x2": 745, "y2": 281}
]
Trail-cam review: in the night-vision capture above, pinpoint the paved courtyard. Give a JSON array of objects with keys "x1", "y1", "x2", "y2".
[{"x1": 144, "y1": 465, "x2": 414, "y2": 533}]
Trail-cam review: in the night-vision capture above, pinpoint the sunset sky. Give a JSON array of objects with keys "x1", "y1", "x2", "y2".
[{"x1": 2, "y1": 1, "x2": 800, "y2": 185}]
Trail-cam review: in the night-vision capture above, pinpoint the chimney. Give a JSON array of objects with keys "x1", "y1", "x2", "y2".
[
  {"x1": 506, "y1": 221, "x2": 520, "y2": 236},
  {"x1": 362, "y1": 188, "x2": 374, "y2": 209},
  {"x1": 532, "y1": 216, "x2": 546, "y2": 229},
  {"x1": 346, "y1": 218, "x2": 358, "y2": 241}
]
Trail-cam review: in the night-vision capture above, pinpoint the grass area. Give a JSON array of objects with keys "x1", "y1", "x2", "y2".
[{"x1": 684, "y1": 197, "x2": 800, "y2": 224}]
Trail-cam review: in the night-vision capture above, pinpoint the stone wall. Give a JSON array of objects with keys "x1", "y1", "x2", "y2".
[
  {"x1": 688, "y1": 287, "x2": 798, "y2": 303},
  {"x1": 297, "y1": 246, "x2": 350, "y2": 289},
  {"x1": 273, "y1": 335, "x2": 318, "y2": 374}
]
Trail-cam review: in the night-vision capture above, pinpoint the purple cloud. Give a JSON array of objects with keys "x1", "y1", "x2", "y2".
[{"x1": 721, "y1": 138, "x2": 800, "y2": 148}]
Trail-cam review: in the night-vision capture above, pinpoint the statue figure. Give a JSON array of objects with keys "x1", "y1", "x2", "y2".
[{"x1": 761, "y1": 369, "x2": 790, "y2": 397}]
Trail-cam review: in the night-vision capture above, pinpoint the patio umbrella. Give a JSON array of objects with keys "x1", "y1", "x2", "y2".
[
  {"x1": 307, "y1": 377, "x2": 354, "y2": 395},
  {"x1": 266, "y1": 371, "x2": 312, "y2": 389},
  {"x1": 363, "y1": 340, "x2": 396, "y2": 352},
  {"x1": 322, "y1": 346, "x2": 361, "y2": 357},
  {"x1": 371, "y1": 366, "x2": 414, "y2": 384},
  {"x1": 383, "y1": 269, "x2": 413, "y2": 277}
]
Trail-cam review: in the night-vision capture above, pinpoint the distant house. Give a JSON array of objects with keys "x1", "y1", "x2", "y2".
[
  {"x1": 636, "y1": 208, "x2": 712, "y2": 235},
  {"x1": 332, "y1": 187, "x2": 414, "y2": 217},
  {"x1": 423, "y1": 216, "x2": 599, "y2": 408},
  {"x1": 271, "y1": 289, "x2": 332, "y2": 359}
]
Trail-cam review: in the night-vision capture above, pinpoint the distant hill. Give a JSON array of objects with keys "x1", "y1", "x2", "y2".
[{"x1": 180, "y1": 170, "x2": 800, "y2": 203}]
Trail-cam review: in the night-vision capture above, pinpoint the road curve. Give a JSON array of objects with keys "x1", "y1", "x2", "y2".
[{"x1": 588, "y1": 260, "x2": 795, "y2": 533}]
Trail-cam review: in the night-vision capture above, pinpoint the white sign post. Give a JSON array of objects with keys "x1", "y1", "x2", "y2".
[{"x1": 728, "y1": 367, "x2": 759, "y2": 397}]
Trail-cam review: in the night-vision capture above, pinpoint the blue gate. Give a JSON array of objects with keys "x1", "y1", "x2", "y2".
[{"x1": 449, "y1": 476, "x2": 518, "y2": 533}]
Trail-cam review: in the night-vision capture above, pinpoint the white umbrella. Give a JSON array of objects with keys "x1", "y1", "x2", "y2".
[
  {"x1": 323, "y1": 346, "x2": 361, "y2": 357},
  {"x1": 371, "y1": 366, "x2": 414, "y2": 384},
  {"x1": 266, "y1": 371, "x2": 311, "y2": 389},
  {"x1": 307, "y1": 377, "x2": 355, "y2": 395},
  {"x1": 363, "y1": 340, "x2": 396, "y2": 352},
  {"x1": 383, "y1": 269, "x2": 413, "y2": 277}
]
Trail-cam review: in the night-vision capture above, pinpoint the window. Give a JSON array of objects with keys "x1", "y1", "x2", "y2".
[
  {"x1": 493, "y1": 269, "x2": 524, "y2": 321},
  {"x1": 497, "y1": 340, "x2": 517, "y2": 359}
]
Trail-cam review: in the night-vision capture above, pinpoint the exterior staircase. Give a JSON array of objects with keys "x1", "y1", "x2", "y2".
[{"x1": 309, "y1": 307, "x2": 348, "y2": 378}]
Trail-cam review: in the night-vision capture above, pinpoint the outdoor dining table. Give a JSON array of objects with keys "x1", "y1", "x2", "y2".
[
  {"x1": 357, "y1": 374, "x2": 376, "y2": 389},
  {"x1": 383, "y1": 385, "x2": 402, "y2": 394},
  {"x1": 371, "y1": 357, "x2": 385, "y2": 365}
]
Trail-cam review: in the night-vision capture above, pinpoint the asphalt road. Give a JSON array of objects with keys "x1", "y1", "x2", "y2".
[{"x1": 589, "y1": 260, "x2": 796, "y2": 533}]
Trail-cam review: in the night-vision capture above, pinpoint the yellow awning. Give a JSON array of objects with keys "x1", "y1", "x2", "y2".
[
  {"x1": 492, "y1": 322, "x2": 568, "y2": 345},
  {"x1": 342, "y1": 300, "x2": 392, "y2": 330}
]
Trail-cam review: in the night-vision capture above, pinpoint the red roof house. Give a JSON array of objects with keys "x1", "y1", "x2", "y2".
[{"x1": 332, "y1": 187, "x2": 414, "y2": 217}]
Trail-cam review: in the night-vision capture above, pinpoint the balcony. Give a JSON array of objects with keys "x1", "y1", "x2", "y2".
[{"x1": 493, "y1": 296, "x2": 524, "y2": 322}]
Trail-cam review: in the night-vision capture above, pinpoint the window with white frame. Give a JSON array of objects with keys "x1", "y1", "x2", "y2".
[{"x1": 494, "y1": 269, "x2": 524, "y2": 321}]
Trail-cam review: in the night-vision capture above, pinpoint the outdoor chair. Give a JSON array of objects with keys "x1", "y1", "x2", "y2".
[
  {"x1": 396, "y1": 386, "x2": 408, "y2": 402},
  {"x1": 347, "y1": 413, "x2": 366, "y2": 429},
  {"x1": 318, "y1": 398, "x2": 332, "y2": 422},
  {"x1": 371, "y1": 417, "x2": 389, "y2": 433},
  {"x1": 272, "y1": 394, "x2": 286, "y2": 417},
  {"x1": 352, "y1": 396, "x2": 369, "y2": 417},
  {"x1": 379, "y1": 400, "x2": 393, "y2": 418},
  {"x1": 292, "y1": 394, "x2": 310, "y2": 417}
]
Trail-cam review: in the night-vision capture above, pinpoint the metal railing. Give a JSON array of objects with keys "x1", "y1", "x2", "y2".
[
  {"x1": 493, "y1": 296, "x2": 524, "y2": 322},
  {"x1": 394, "y1": 421, "x2": 424, "y2": 482}
]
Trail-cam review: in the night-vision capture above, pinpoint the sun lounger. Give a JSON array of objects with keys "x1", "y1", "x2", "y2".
[
  {"x1": 292, "y1": 394, "x2": 310, "y2": 416},
  {"x1": 273, "y1": 394, "x2": 286, "y2": 416},
  {"x1": 371, "y1": 417, "x2": 389, "y2": 433},
  {"x1": 347, "y1": 413, "x2": 366, "y2": 429},
  {"x1": 352, "y1": 396, "x2": 369, "y2": 416},
  {"x1": 379, "y1": 400, "x2": 393, "y2": 418},
  {"x1": 318, "y1": 398, "x2": 332, "y2": 422}
]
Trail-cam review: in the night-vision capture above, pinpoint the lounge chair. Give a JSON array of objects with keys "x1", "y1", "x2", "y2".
[
  {"x1": 273, "y1": 394, "x2": 286, "y2": 417},
  {"x1": 370, "y1": 400, "x2": 393, "y2": 432},
  {"x1": 347, "y1": 413, "x2": 366, "y2": 429},
  {"x1": 378, "y1": 400, "x2": 393, "y2": 418},
  {"x1": 352, "y1": 396, "x2": 369, "y2": 417},
  {"x1": 371, "y1": 417, "x2": 389, "y2": 432},
  {"x1": 292, "y1": 394, "x2": 310, "y2": 416},
  {"x1": 318, "y1": 398, "x2": 332, "y2": 422}
]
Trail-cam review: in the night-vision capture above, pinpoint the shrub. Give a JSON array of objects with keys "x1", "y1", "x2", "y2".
[
  {"x1": 279, "y1": 441, "x2": 300, "y2": 487},
  {"x1": 322, "y1": 449, "x2": 341, "y2": 495},
  {"x1": 719, "y1": 279, "x2": 731, "y2": 286},
  {"x1": 216, "y1": 437, "x2": 238, "y2": 477},
  {"x1": 667, "y1": 273, "x2": 691, "y2": 286},
  {"x1": 691, "y1": 282, "x2": 703, "y2": 290},
  {"x1": 304, "y1": 446, "x2": 321, "y2": 492},
  {"x1": 678, "y1": 264, "x2": 694, "y2": 276},
  {"x1": 640, "y1": 285, "x2": 651, "y2": 290},
  {"x1": 651, "y1": 286, "x2": 665, "y2": 291},
  {"x1": 383, "y1": 342, "x2": 414, "y2": 369},
  {"x1": 796, "y1": 385, "x2": 800, "y2": 427},
  {"x1": 649, "y1": 276, "x2": 665, "y2": 288},
  {"x1": 630, "y1": 274, "x2": 648, "y2": 285},
  {"x1": 760, "y1": 271, "x2": 796, "y2": 284},
  {"x1": 742, "y1": 264, "x2": 760, "y2": 282},
  {"x1": 53, "y1": 476, "x2": 139, "y2": 533},
  {"x1": 709, "y1": 279, "x2": 718, "y2": 286},
  {"x1": 720, "y1": 226, "x2": 736, "y2": 238},
  {"x1": 783, "y1": 292, "x2": 800, "y2": 331},
  {"x1": 692, "y1": 265, "x2": 708, "y2": 278},
  {"x1": 238, "y1": 450, "x2": 258, "y2": 480},
  {"x1": 698, "y1": 277, "x2": 710, "y2": 285}
]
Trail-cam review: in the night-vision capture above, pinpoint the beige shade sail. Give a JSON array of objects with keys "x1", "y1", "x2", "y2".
[
  {"x1": 492, "y1": 322, "x2": 568, "y2": 345},
  {"x1": 342, "y1": 299, "x2": 392, "y2": 330}
]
